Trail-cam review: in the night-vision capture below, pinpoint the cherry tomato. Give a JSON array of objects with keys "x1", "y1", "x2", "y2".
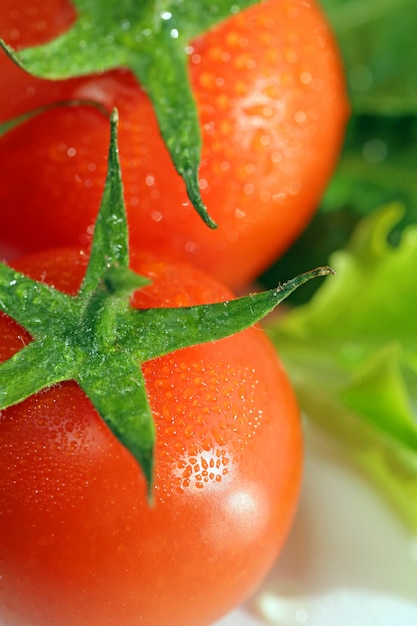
[
  {"x1": 0, "y1": 0, "x2": 349, "y2": 289},
  {"x1": 0, "y1": 246, "x2": 302, "y2": 626}
]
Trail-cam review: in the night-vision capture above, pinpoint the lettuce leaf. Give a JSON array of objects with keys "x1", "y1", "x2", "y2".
[{"x1": 267, "y1": 204, "x2": 417, "y2": 532}]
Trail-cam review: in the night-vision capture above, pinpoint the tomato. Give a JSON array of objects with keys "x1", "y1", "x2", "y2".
[
  {"x1": 0, "y1": 246, "x2": 302, "y2": 626},
  {"x1": 0, "y1": 0, "x2": 349, "y2": 289}
]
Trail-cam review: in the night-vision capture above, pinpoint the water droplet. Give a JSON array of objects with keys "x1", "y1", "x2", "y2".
[
  {"x1": 260, "y1": 134, "x2": 272, "y2": 146},
  {"x1": 289, "y1": 180, "x2": 302, "y2": 195},
  {"x1": 9, "y1": 29, "x2": 20, "y2": 41},
  {"x1": 294, "y1": 111, "x2": 307, "y2": 124},
  {"x1": 285, "y1": 50, "x2": 298, "y2": 63},
  {"x1": 184, "y1": 241, "x2": 200, "y2": 254},
  {"x1": 272, "y1": 192, "x2": 285, "y2": 203},
  {"x1": 244, "y1": 163, "x2": 256, "y2": 174},
  {"x1": 300, "y1": 72, "x2": 312, "y2": 85}
]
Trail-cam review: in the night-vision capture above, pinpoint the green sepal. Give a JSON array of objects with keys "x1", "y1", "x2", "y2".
[
  {"x1": 0, "y1": 340, "x2": 77, "y2": 408},
  {"x1": 0, "y1": 99, "x2": 109, "y2": 138},
  {"x1": 77, "y1": 352, "x2": 156, "y2": 494},
  {"x1": 0, "y1": 263, "x2": 75, "y2": 337},
  {"x1": 131, "y1": 267, "x2": 333, "y2": 361},
  {"x1": 0, "y1": 110, "x2": 330, "y2": 496},
  {"x1": 0, "y1": 0, "x2": 261, "y2": 226},
  {"x1": 80, "y1": 108, "x2": 129, "y2": 294}
]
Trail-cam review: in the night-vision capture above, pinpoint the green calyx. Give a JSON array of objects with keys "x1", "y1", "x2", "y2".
[
  {"x1": 0, "y1": 110, "x2": 332, "y2": 497},
  {"x1": 0, "y1": 0, "x2": 262, "y2": 228}
]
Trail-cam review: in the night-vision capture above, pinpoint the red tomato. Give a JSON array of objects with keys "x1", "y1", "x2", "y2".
[
  {"x1": 0, "y1": 247, "x2": 302, "y2": 626},
  {"x1": 0, "y1": 0, "x2": 349, "y2": 289}
]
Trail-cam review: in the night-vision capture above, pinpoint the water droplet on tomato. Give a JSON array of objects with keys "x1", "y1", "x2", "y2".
[
  {"x1": 271, "y1": 151, "x2": 282, "y2": 164},
  {"x1": 300, "y1": 72, "x2": 313, "y2": 85},
  {"x1": 294, "y1": 111, "x2": 307, "y2": 124},
  {"x1": 289, "y1": 180, "x2": 302, "y2": 196},
  {"x1": 150, "y1": 210, "x2": 163, "y2": 223},
  {"x1": 184, "y1": 240, "x2": 200, "y2": 254}
]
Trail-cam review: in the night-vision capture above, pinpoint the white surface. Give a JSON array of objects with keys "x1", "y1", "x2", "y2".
[{"x1": 214, "y1": 419, "x2": 417, "y2": 626}]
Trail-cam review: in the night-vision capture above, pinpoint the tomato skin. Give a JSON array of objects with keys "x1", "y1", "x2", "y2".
[
  {"x1": 0, "y1": 0, "x2": 349, "y2": 288},
  {"x1": 0, "y1": 248, "x2": 302, "y2": 626}
]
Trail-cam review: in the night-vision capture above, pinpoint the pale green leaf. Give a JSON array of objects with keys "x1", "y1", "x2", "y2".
[{"x1": 268, "y1": 204, "x2": 417, "y2": 532}]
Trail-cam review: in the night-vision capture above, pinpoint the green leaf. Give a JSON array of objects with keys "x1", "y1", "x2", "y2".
[
  {"x1": 341, "y1": 343, "x2": 417, "y2": 451},
  {"x1": 0, "y1": 110, "x2": 327, "y2": 497},
  {"x1": 0, "y1": 0, "x2": 260, "y2": 227},
  {"x1": 268, "y1": 204, "x2": 417, "y2": 532}
]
